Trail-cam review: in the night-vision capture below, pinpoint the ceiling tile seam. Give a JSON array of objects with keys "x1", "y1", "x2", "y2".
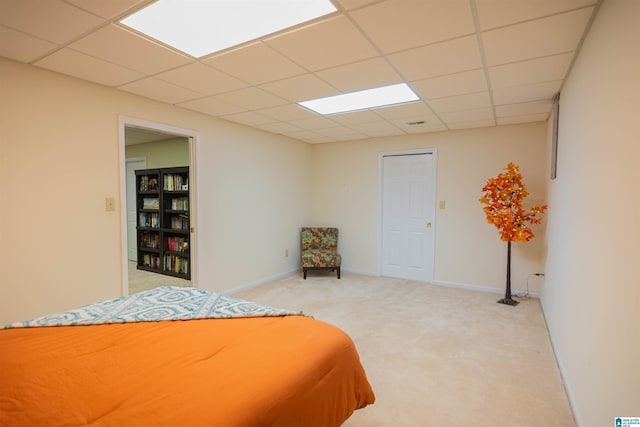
[
  {"x1": 469, "y1": 0, "x2": 498, "y2": 128},
  {"x1": 60, "y1": 0, "x2": 156, "y2": 22},
  {"x1": 425, "y1": 89, "x2": 489, "y2": 102},
  {"x1": 477, "y1": 4, "x2": 599, "y2": 33},
  {"x1": 486, "y1": 50, "x2": 577, "y2": 70},
  {"x1": 491, "y1": 79, "x2": 564, "y2": 92},
  {"x1": 339, "y1": 10, "x2": 451, "y2": 129},
  {"x1": 552, "y1": 0, "x2": 603, "y2": 98}
]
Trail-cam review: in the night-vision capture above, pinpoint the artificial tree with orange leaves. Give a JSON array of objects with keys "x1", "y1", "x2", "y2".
[{"x1": 479, "y1": 162, "x2": 547, "y2": 306}]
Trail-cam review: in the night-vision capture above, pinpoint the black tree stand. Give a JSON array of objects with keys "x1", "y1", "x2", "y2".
[{"x1": 497, "y1": 241, "x2": 519, "y2": 306}]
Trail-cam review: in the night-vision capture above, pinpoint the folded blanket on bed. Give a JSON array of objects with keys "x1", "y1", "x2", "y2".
[{"x1": 3, "y1": 286, "x2": 303, "y2": 329}]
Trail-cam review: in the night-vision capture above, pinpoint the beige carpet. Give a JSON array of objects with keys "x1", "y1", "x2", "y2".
[
  {"x1": 232, "y1": 272, "x2": 575, "y2": 427},
  {"x1": 127, "y1": 261, "x2": 191, "y2": 294}
]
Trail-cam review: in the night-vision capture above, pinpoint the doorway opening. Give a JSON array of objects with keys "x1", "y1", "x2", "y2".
[{"x1": 118, "y1": 116, "x2": 199, "y2": 296}]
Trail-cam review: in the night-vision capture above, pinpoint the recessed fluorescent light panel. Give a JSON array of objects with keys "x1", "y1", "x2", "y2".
[
  {"x1": 120, "y1": 0, "x2": 337, "y2": 58},
  {"x1": 299, "y1": 83, "x2": 420, "y2": 115}
]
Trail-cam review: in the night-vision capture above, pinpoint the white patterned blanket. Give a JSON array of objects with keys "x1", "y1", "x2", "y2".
[{"x1": 3, "y1": 286, "x2": 303, "y2": 329}]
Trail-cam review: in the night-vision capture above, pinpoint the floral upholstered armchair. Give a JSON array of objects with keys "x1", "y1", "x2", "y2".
[{"x1": 300, "y1": 227, "x2": 341, "y2": 279}]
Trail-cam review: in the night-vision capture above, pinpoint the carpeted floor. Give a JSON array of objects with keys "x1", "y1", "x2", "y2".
[{"x1": 232, "y1": 271, "x2": 575, "y2": 427}]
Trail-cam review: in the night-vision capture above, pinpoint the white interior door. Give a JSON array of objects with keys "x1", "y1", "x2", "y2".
[
  {"x1": 126, "y1": 158, "x2": 146, "y2": 261},
  {"x1": 381, "y1": 153, "x2": 435, "y2": 281}
]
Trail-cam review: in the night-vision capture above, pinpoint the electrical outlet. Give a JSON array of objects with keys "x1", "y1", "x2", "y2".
[{"x1": 439, "y1": 200, "x2": 446, "y2": 209}]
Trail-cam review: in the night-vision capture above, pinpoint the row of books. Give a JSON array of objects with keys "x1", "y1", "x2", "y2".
[
  {"x1": 164, "y1": 254, "x2": 188, "y2": 274},
  {"x1": 141, "y1": 254, "x2": 161, "y2": 269},
  {"x1": 164, "y1": 174, "x2": 188, "y2": 191},
  {"x1": 138, "y1": 175, "x2": 159, "y2": 192},
  {"x1": 170, "y1": 197, "x2": 189, "y2": 211},
  {"x1": 166, "y1": 236, "x2": 188, "y2": 253},
  {"x1": 140, "y1": 232, "x2": 159, "y2": 249},
  {"x1": 139, "y1": 212, "x2": 160, "y2": 228},
  {"x1": 169, "y1": 215, "x2": 189, "y2": 231},
  {"x1": 142, "y1": 197, "x2": 159, "y2": 210}
]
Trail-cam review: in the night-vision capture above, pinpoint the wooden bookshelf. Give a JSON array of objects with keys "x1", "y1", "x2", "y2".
[{"x1": 135, "y1": 167, "x2": 190, "y2": 280}]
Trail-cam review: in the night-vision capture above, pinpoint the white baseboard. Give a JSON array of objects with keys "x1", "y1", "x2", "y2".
[
  {"x1": 431, "y1": 279, "x2": 540, "y2": 298},
  {"x1": 223, "y1": 268, "x2": 299, "y2": 296}
]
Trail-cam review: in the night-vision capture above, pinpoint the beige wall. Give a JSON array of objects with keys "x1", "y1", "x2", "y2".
[
  {"x1": 541, "y1": 0, "x2": 640, "y2": 425},
  {"x1": 125, "y1": 138, "x2": 189, "y2": 169},
  {"x1": 0, "y1": 58, "x2": 311, "y2": 325},
  {"x1": 310, "y1": 122, "x2": 548, "y2": 293}
]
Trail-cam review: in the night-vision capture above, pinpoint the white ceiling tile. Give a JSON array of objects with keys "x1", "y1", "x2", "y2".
[
  {"x1": 498, "y1": 113, "x2": 549, "y2": 125},
  {"x1": 448, "y1": 119, "x2": 496, "y2": 130},
  {"x1": 177, "y1": 97, "x2": 245, "y2": 117},
  {"x1": 350, "y1": 0, "x2": 475, "y2": 53},
  {"x1": 257, "y1": 104, "x2": 318, "y2": 121},
  {"x1": 439, "y1": 107, "x2": 494, "y2": 124},
  {"x1": 265, "y1": 15, "x2": 378, "y2": 71},
  {"x1": 281, "y1": 130, "x2": 325, "y2": 141},
  {"x1": 476, "y1": 0, "x2": 596, "y2": 30},
  {"x1": 349, "y1": 120, "x2": 402, "y2": 133},
  {"x1": 260, "y1": 73, "x2": 339, "y2": 102},
  {"x1": 221, "y1": 111, "x2": 276, "y2": 127},
  {"x1": 328, "y1": 109, "x2": 386, "y2": 125},
  {"x1": 213, "y1": 87, "x2": 289, "y2": 110},
  {"x1": 411, "y1": 69, "x2": 488, "y2": 100},
  {"x1": 0, "y1": 0, "x2": 104, "y2": 44},
  {"x1": 390, "y1": 116, "x2": 447, "y2": 132},
  {"x1": 0, "y1": 25, "x2": 58, "y2": 62},
  {"x1": 388, "y1": 35, "x2": 482, "y2": 81},
  {"x1": 70, "y1": 24, "x2": 192, "y2": 74},
  {"x1": 203, "y1": 42, "x2": 305, "y2": 85},
  {"x1": 66, "y1": 0, "x2": 146, "y2": 19},
  {"x1": 119, "y1": 77, "x2": 201, "y2": 104},
  {"x1": 489, "y1": 53, "x2": 574, "y2": 89},
  {"x1": 315, "y1": 126, "x2": 366, "y2": 138},
  {"x1": 316, "y1": 57, "x2": 403, "y2": 92},
  {"x1": 155, "y1": 62, "x2": 247, "y2": 95},
  {"x1": 288, "y1": 116, "x2": 340, "y2": 130},
  {"x1": 334, "y1": 0, "x2": 382, "y2": 11},
  {"x1": 493, "y1": 80, "x2": 562, "y2": 105},
  {"x1": 495, "y1": 100, "x2": 552, "y2": 117},
  {"x1": 255, "y1": 122, "x2": 304, "y2": 134},
  {"x1": 482, "y1": 8, "x2": 594, "y2": 66},
  {"x1": 427, "y1": 92, "x2": 492, "y2": 114},
  {"x1": 35, "y1": 48, "x2": 144, "y2": 86},
  {"x1": 371, "y1": 101, "x2": 435, "y2": 120}
]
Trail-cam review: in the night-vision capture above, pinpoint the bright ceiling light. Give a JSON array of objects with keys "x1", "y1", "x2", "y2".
[
  {"x1": 299, "y1": 83, "x2": 420, "y2": 115},
  {"x1": 120, "y1": 0, "x2": 337, "y2": 58}
]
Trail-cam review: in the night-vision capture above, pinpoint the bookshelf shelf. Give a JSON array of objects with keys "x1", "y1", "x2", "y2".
[{"x1": 135, "y1": 167, "x2": 190, "y2": 280}]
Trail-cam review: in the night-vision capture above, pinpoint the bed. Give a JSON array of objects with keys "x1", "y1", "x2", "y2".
[{"x1": 0, "y1": 286, "x2": 374, "y2": 426}]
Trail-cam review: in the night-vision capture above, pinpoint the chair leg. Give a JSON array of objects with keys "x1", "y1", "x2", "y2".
[
  {"x1": 337, "y1": 267, "x2": 341, "y2": 279},
  {"x1": 303, "y1": 268, "x2": 307, "y2": 279}
]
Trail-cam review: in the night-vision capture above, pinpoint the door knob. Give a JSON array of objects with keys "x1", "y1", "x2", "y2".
[{"x1": 427, "y1": 222, "x2": 432, "y2": 228}]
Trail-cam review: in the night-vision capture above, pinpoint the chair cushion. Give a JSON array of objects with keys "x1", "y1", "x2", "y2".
[{"x1": 301, "y1": 250, "x2": 341, "y2": 268}]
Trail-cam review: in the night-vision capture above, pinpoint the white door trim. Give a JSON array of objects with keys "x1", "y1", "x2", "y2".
[
  {"x1": 377, "y1": 148, "x2": 437, "y2": 281},
  {"x1": 118, "y1": 115, "x2": 200, "y2": 296}
]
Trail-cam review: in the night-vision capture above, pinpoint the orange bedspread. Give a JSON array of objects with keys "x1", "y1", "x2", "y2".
[{"x1": 0, "y1": 316, "x2": 374, "y2": 426}]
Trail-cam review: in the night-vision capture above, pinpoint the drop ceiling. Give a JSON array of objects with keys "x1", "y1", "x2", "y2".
[{"x1": 0, "y1": 0, "x2": 599, "y2": 144}]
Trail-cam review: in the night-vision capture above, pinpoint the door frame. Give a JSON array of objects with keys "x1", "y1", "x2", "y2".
[
  {"x1": 125, "y1": 156, "x2": 147, "y2": 261},
  {"x1": 377, "y1": 148, "x2": 437, "y2": 281},
  {"x1": 118, "y1": 115, "x2": 200, "y2": 295}
]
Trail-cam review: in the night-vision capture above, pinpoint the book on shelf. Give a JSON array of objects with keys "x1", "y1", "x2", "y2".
[
  {"x1": 169, "y1": 215, "x2": 189, "y2": 231},
  {"x1": 164, "y1": 254, "x2": 189, "y2": 275},
  {"x1": 164, "y1": 174, "x2": 188, "y2": 191},
  {"x1": 170, "y1": 197, "x2": 189, "y2": 211},
  {"x1": 139, "y1": 212, "x2": 160, "y2": 228},
  {"x1": 139, "y1": 175, "x2": 158, "y2": 192},
  {"x1": 140, "y1": 232, "x2": 159, "y2": 249},
  {"x1": 143, "y1": 197, "x2": 159, "y2": 209},
  {"x1": 166, "y1": 236, "x2": 188, "y2": 253},
  {"x1": 142, "y1": 254, "x2": 161, "y2": 269}
]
